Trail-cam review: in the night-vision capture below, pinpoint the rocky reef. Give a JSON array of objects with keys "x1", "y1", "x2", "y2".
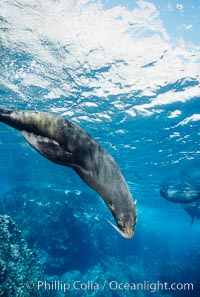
[
  {"x1": 37, "y1": 256, "x2": 174, "y2": 297},
  {"x1": 0, "y1": 186, "x2": 118, "y2": 275},
  {"x1": 0, "y1": 215, "x2": 49, "y2": 297},
  {"x1": 1, "y1": 185, "x2": 199, "y2": 297}
]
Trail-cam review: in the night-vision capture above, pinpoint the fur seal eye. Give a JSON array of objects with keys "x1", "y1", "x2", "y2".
[{"x1": 117, "y1": 219, "x2": 124, "y2": 227}]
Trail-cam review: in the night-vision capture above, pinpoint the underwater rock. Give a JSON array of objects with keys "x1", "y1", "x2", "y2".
[
  {"x1": 61, "y1": 269, "x2": 82, "y2": 282},
  {"x1": 0, "y1": 186, "x2": 118, "y2": 275},
  {"x1": 72, "y1": 256, "x2": 170, "y2": 297},
  {"x1": 0, "y1": 215, "x2": 49, "y2": 297},
  {"x1": 160, "y1": 182, "x2": 200, "y2": 204},
  {"x1": 181, "y1": 201, "x2": 200, "y2": 224}
]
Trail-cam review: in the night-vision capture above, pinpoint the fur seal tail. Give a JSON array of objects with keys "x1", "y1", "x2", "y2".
[
  {"x1": 0, "y1": 108, "x2": 15, "y2": 127},
  {"x1": 0, "y1": 108, "x2": 11, "y2": 118},
  {"x1": 0, "y1": 108, "x2": 29, "y2": 132}
]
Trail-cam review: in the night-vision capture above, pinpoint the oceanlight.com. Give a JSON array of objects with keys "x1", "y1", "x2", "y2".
[{"x1": 26, "y1": 280, "x2": 194, "y2": 293}]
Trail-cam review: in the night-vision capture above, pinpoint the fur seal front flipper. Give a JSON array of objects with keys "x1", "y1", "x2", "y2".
[
  {"x1": 22, "y1": 131, "x2": 74, "y2": 166},
  {"x1": 0, "y1": 108, "x2": 137, "y2": 238},
  {"x1": 22, "y1": 131, "x2": 93, "y2": 179}
]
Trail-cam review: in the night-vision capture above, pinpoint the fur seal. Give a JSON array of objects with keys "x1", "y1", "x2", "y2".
[
  {"x1": 181, "y1": 200, "x2": 200, "y2": 225},
  {"x1": 160, "y1": 182, "x2": 200, "y2": 204},
  {"x1": 0, "y1": 108, "x2": 136, "y2": 238}
]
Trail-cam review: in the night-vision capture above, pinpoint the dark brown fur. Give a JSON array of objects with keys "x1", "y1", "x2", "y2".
[{"x1": 0, "y1": 108, "x2": 136, "y2": 238}]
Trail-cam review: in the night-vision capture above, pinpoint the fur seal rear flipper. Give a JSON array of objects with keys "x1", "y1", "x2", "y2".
[{"x1": 0, "y1": 108, "x2": 137, "y2": 238}]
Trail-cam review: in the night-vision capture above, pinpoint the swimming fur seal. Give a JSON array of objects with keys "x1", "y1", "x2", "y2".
[
  {"x1": 160, "y1": 182, "x2": 200, "y2": 204},
  {"x1": 0, "y1": 108, "x2": 136, "y2": 238},
  {"x1": 181, "y1": 200, "x2": 200, "y2": 225}
]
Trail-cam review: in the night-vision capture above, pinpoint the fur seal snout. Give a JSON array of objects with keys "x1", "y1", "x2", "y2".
[{"x1": 0, "y1": 108, "x2": 137, "y2": 238}]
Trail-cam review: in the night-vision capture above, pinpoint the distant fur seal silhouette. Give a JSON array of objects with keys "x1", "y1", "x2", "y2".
[
  {"x1": 181, "y1": 200, "x2": 200, "y2": 225},
  {"x1": 0, "y1": 108, "x2": 136, "y2": 238},
  {"x1": 160, "y1": 182, "x2": 200, "y2": 204}
]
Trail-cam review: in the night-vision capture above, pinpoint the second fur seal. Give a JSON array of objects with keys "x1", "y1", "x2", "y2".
[{"x1": 0, "y1": 108, "x2": 137, "y2": 238}]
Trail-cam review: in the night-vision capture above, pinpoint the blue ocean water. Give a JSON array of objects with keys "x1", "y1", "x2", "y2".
[{"x1": 0, "y1": 1, "x2": 200, "y2": 297}]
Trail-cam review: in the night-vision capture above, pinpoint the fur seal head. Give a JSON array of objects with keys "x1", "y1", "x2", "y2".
[{"x1": 107, "y1": 199, "x2": 137, "y2": 238}]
